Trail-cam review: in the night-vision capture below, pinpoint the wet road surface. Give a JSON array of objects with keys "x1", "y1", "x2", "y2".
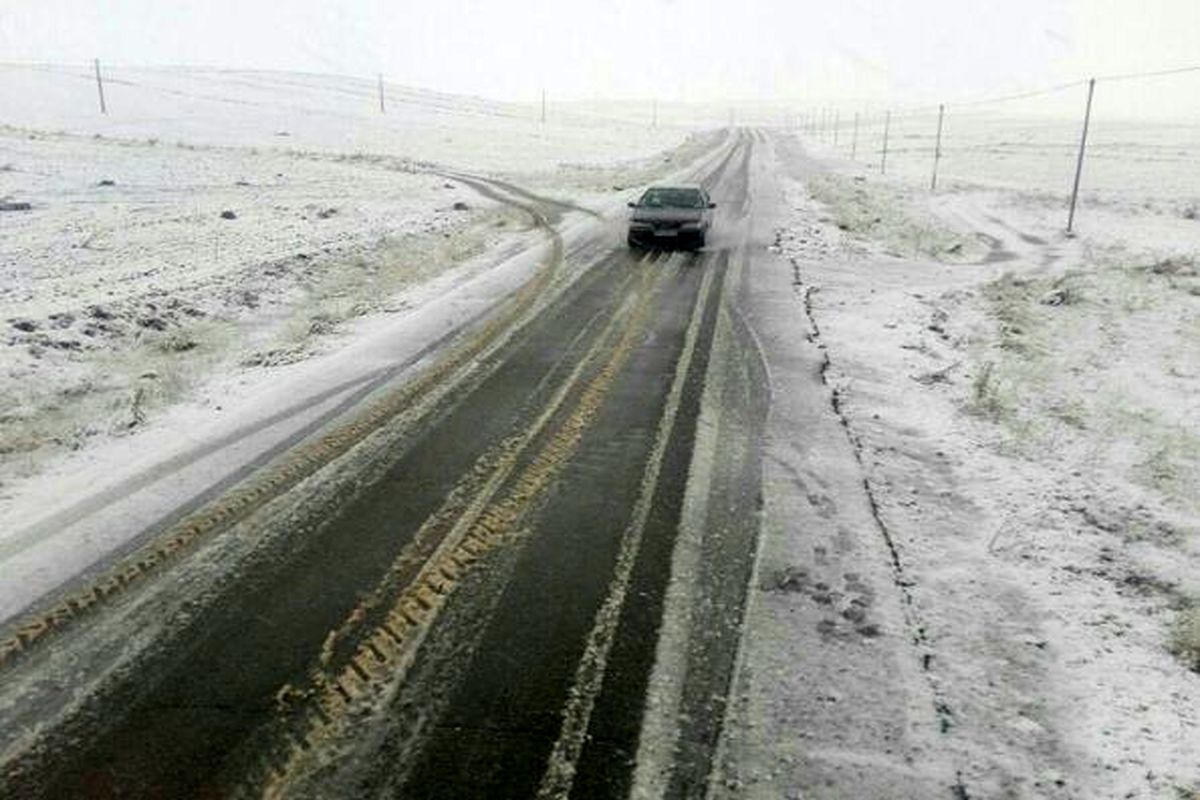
[{"x1": 0, "y1": 131, "x2": 768, "y2": 799}]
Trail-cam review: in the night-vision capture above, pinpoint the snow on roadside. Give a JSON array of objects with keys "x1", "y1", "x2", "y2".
[
  {"x1": 503, "y1": 129, "x2": 728, "y2": 197},
  {"x1": 0, "y1": 127, "x2": 516, "y2": 487},
  {"x1": 0, "y1": 65, "x2": 733, "y2": 628},
  {"x1": 0, "y1": 66, "x2": 709, "y2": 494},
  {"x1": 777, "y1": 134, "x2": 1199, "y2": 797}
]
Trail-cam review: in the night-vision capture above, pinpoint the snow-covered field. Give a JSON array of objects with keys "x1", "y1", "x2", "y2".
[
  {"x1": 0, "y1": 63, "x2": 688, "y2": 172},
  {"x1": 778, "y1": 128, "x2": 1199, "y2": 796},
  {"x1": 817, "y1": 79, "x2": 1200, "y2": 211},
  {"x1": 859, "y1": 111, "x2": 1200, "y2": 204},
  {"x1": 0, "y1": 132, "x2": 509, "y2": 474},
  {"x1": 2, "y1": 59, "x2": 1197, "y2": 797},
  {"x1": 0, "y1": 64, "x2": 710, "y2": 493}
]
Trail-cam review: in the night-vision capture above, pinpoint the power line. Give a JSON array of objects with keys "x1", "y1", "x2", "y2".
[
  {"x1": 1096, "y1": 64, "x2": 1200, "y2": 83},
  {"x1": 950, "y1": 79, "x2": 1089, "y2": 109},
  {"x1": 839, "y1": 63, "x2": 1200, "y2": 122}
]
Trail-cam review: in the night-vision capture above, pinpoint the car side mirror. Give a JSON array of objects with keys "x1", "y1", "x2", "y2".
[
  {"x1": 708, "y1": 202, "x2": 717, "y2": 208},
  {"x1": 627, "y1": 201, "x2": 638, "y2": 208}
]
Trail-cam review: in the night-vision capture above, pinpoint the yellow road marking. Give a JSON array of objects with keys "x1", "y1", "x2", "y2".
[
  {"x1": 536, "y1": 257, "x2": 720, "y2": 799},
  {"x1": 258, "y1": 258, "x2": 664, "y2": 798},
  {"x1": 0, "y1": 185, "x2": 566, "y2": 672},
  {"x1": 284, "y1": 268, "x2": 643, "y2": 677}
]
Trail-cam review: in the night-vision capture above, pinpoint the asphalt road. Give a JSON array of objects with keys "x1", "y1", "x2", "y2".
[{"x1": 0, "y1": 131, "x2": 768, "y2": 799}]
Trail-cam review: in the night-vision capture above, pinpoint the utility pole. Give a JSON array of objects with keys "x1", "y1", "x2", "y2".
[
  {"x1": 930, "y1": 103, "x2": 945, "y2": 191},
  {"x1": 94, "y1": 58, "x2": 107, "y2": 115},
  {"x1": 1067, "y1": 78, "x2": 1096, "y2": 234},
  {"x1": 652, "y1": 98, "x2": 658, "y2": 129},
  {"x1": 881, "y1": 110, "x2": 891, "y2": 174},
  {"x1": 378, "y1": 73, "x2": 385, "y2": 114},
  {"x1": 540, "y1": 89, "x2": 546, "y2": 125},
  {"x1": 833, "y1": 110, "x2": 840, "y2": 147},
  {"x1": 851, "y1": 112, "x2": 859, "y2": 159}
]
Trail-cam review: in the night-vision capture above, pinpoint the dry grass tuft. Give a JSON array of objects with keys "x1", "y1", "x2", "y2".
[
  {"x1": 1170, "y1": 602, "x2": 1200, "y2": 674},
  {"x1": 967, "y1": 361, "x2": 1010, "y2": 420}
]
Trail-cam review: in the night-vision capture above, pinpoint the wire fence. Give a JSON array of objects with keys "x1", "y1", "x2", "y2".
[
  {"x1": 4, "y1": 59, "x2": 1199, "y2": 227},
  {"x1": 0, "y1": 60, "x2": 703, "y2": 134},
  {"x1": 799, "y1": 66, "x2": 1200, "y2": 229},
  {"x1": 0, "y1": 61, "x2": 703, "y2": 176}
]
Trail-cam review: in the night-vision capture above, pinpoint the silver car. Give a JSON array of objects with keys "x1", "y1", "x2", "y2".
[{"x1": 626, "y1": 185, "x2": 715, "y2": 251}]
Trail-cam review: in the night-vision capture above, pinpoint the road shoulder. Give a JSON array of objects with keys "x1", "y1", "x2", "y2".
[
  {"x1": 710, "y1": 133, "x2": 950, "y2": 799},
  {"x1": 748, "y1": 134, "x2": 1200, "y2": 798}
]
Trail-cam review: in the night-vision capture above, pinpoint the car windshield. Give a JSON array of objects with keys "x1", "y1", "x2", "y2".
[{"x1": 638, "y1": 187, "x2": 705, "y2": 209}]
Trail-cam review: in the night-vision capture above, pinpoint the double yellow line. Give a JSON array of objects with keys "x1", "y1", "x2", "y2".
[{"x1": 535, "y1": 258, "x2": 720, "y2": 799}]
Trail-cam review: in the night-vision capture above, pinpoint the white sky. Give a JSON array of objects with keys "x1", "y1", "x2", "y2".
[{"x1": 2, "y1": 0, "x2": 1198, "y2": 105}]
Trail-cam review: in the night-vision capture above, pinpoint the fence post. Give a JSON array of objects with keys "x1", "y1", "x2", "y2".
[
  {"x1": 1067, "y1": 78, "x2": 1096, "y2": 234},
  {"x1": 94, "y1": 58, "x2": 107, "y2": 115},
  {"x1": 378, "y1": 74, "x2": 385, "y2": 113},
  {"x1": 851, "y1": 112, "x2": 859, "y2": 159},
  {"x1": 930, "y1": 103, "x2": 945, "y2": 191},
  {"x1": 881, "y1": 110, "x2": 891, "y2": 174}
]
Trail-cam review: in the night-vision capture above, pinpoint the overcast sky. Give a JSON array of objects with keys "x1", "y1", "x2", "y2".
[{"x1": 2, "y1": 0, "x2": 1198, "y2": 104}]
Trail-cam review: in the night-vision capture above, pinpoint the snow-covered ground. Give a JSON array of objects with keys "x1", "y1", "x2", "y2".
[
  {"x1": 3, "y1": 59, "x2": 1197, "y2": 797},
  {"x1": 0, "y1": 65, "x2": 730, "y2": 627},
  {"x1": 0, "y1": 131, "x2": 512, "y2": 479},
  {"x1": 773, "y1": 130, "x2": 1199, "y2": 797},
  {"x1": 0, "y1": 65, "x2": 712, "y2": 489},
  {"x1": 0, "y1": 63, "x2": 690, "y2": 172}
]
